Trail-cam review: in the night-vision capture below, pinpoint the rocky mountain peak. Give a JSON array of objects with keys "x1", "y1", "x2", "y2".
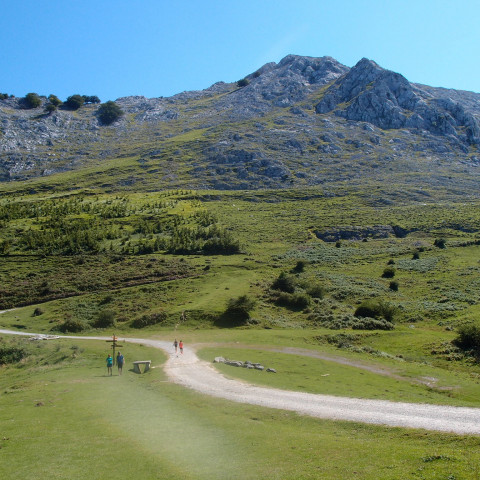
[{"x1": 316, "y1": 57, "x2": 480, "y2": 144}]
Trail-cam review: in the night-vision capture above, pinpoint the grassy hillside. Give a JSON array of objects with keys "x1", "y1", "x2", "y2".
[{"x1": 1, "y1": 177, "x2": 480, "y2": 478}]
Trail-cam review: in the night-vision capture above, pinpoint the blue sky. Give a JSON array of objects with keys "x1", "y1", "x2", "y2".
[{"x1": 1, "y1": 0, "x2": 479, "y2": 102}]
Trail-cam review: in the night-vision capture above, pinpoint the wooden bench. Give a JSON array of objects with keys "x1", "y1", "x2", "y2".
[{"x1": 132, "y1": 360, "x2": 151, "y2": 373}]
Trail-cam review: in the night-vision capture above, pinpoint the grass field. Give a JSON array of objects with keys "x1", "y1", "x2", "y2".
[
  {"x1": 1, "y1": 335, "x2": 480, "y2": 480},
  {"x1": 1, "y1": 183, "x2": 480, "y2": 479}
]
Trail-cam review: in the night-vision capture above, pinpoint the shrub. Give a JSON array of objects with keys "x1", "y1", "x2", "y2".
[
  {"x1": 453, "y1": 323, "x2": 480, "y2": 355},
  {"x1": 352, "y1": 318, "x2": 394, "y2": 330},
  {"x1": 0, "y1": 343, "x2": 28, "y2": 364},
  {"x1": 93, "y1": 309, "x2": 116, "y2": 328},
  {"x1": 84, "y1": 95, "x2": 101, "y2": 104},
  {"x1": 58, "y1": 319, "x2": 88, "y2": 333},
  {"x1": 237, "y1": 78, "x2": 249, "y2": 87},
  {"x1": 64, "y1": 94, "x2": 85, "y2": 110},
  {"x1": 131, "y1": 311, "x2": 167, "y2": 328},
  {"x1": 225, "y1": 295, "x2": 256, "y2": 322},
  {"x1": 381, "y1": 267, "x2": 395, "y2": 278},
  {"x1": 387, "y1": 259, "x2": 395, "y2": 265},
  {"x1": 97, "y1": 100, "x2": 124, "y2": 125},
  {"x1": 272, "y1": 272, "x2": 295, "y2": 293},
  {"x1": 389, "y1": 280, "x2": 399, "y2": 291},
  {"x1": 45, "y1": 103, "x2": 57, "y2": 114},
  {"x1": 33, "y1": 307, "x2": 44, "y2": 316},
  {"x1": 434, "y1": 238, "x2": 446, "y2": 249},
  {"x1": 275, "y1": 292, "x2": 310, "y2": 310},
  {"x1": 48, "y1": 94, "x2": 62, "y2": 106},
  {"x1": 23, "y1": 92, "x2": 41, "y2": 109},
  {"x1": 291, "y1": 260, "x2": 307, "y2": 273},
  {"x1": 202, "y1": 233, "x2": 240, "y2": 254},
  {"x1": 412, "y1": 251, "x2": 420, "y2": 260},
  {"x1": 307, "y1": 284, "x2": 325, "y2": 299},
  {"x1": 354, "y1": 299, "x2": 397, "y2": 322},
  {"x1": 99, "y1": 295, "x2": 114, "y2": 305}
]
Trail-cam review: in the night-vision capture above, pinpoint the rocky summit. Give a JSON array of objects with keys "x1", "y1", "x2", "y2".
[{"x1": 1, "y1": 54, "x2": 480, "y2": 193}]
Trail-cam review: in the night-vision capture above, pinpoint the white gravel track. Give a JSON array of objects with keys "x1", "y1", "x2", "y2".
[{"x1": 2, "y1": 329, "x2": 480, "y2": 435}]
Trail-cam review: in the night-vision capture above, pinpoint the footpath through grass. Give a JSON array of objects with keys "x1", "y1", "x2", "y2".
[{"x1": 1, "y1": 335, "x2": 480, "y2": 480}]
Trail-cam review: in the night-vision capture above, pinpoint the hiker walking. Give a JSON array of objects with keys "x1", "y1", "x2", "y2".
[
  {"x1": 179, "y1": 340, "x2": 184, "y2": 354},
  {"x1": 173, "y1": 339, "x2": 178, "y2": 354},
  {"x1": 116, "y1": 352, "x2": 124, "y2": 375},
  {"x1": 106, "y1": 354, "x2": 113, "y2": 376}
]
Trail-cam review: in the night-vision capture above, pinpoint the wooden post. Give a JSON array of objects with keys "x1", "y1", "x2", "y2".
[{"x1": 106, "y1": 334, "x2": 123, "y2": 366}]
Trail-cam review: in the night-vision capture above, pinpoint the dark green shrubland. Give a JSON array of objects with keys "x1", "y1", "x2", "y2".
[
  {"x1": 0, "y1": 341, "x2": 28, "y2": 364},
  {"x1": 354, "y1": 299, "x2": 397, "y2": 323},
  {"x1": 224, "y1": 295, "x2": 257, "y2": 323},
  {"x1": 453, "y1": 323, "x2": 480, "y2": 357}
]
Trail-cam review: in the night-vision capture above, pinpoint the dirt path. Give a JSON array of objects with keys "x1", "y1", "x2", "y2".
[{"x1": 2, "y1": 329, "x2": 480, "y2": 435}]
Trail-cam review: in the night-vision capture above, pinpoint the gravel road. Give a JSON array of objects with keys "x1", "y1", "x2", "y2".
[{"x1": 2, "y1": 329, "x2": 479, "y2": 435}]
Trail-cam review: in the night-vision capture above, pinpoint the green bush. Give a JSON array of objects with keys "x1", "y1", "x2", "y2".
[
  {"x1": 291, "y1": 260, "x2": 307, "y2": 273},
  {"x1": 131, "y1": 311, "x2": 167, "y2": 328},
  {"x1": 45, "y1": 103, "x2": 57, "y2": 114},
  {"x1": 381, "y1": 267, "x2": 396, "y2": 278},
  {"x1": 84, "y1": 95, "x2": 101, "y2": 104},
  {"x1": 93, "y1": 309, "x2": 116, "y2": 328},
  {"x1": 23, "y1": 92, "x2": 41, "y2": 109},
  {"x1": 97, "y1": 100, "x2": 124, "y2": 125},
  {"x1": 48, "y1": 94, "x2": 62, "y2": 106},
  {"x1": 64, "y1": 94, "x2": 85, "y2": 110},
  {"x1": 225, "y1": 295, "x2": 256, "y2": 322},
  {"x1": 306, "y1": 283, "x2": 325, "y2": 299},
  {"x1": 275, "y1": 292, "x2": 310, "y2": 310},
  {"x1": 354, "y1": 299, "x2": 397, "y2": 322},
  {"x1": 389, "y1": 281, "x2": 399, "y2": 291},
  {"x1": 352, "y1": 318, "x2": 394, "y2": 330},
  {"x1": 434, "y1": 238, "x2": 446, "y2": 249},
  {"x1": 0, "y1": 343, "x2": 28, "y2": 364},
  {"x1": 272, "y1": 272, "x2": 295, "y2": 293},
  {"x1": 237, "y1": 78, "x2": 249, "y2": 87},
  {"x1": 58, "y1": 319, "x2": 88, "y2": 333},
  {"x1": 453, "y1": 323, "x2": 480, "y2": 355}
]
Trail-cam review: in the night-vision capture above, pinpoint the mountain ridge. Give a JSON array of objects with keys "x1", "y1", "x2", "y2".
[{"x1": 1, "y1": 54, "x2": 480, "y2": 195}]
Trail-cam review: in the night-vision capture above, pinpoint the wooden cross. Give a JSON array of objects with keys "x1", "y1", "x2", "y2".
[{"x1": 106, "y1": 334, "x2": 123, "y2": 365}]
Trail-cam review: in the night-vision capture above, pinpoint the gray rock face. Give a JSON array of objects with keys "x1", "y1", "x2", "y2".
[
  {"x1": 219, "y1": 55, "x2": 349, "y2": 115},
  {"x1": 315, "y1": 58, "x2": 480, "y2": 145}
]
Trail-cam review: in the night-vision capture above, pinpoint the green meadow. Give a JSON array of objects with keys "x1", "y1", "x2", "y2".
[
  {"x1": 1, "y1": 336, "x2": 480, "y2": 480},
  {"x1": 1, "y1": 180, "x2": 480, "y2": 479}
]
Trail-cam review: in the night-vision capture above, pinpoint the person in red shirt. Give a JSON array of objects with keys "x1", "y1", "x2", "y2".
[{"x1": 179, "y1": 340, "x2": 183, "y2": 354}]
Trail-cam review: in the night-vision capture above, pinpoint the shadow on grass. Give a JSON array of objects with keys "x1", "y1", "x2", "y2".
[{"x1": 214, "y1": 312, "x2": 247, "y2": 328}]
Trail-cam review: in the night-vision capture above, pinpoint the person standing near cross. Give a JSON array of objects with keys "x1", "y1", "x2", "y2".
[{"x1": 116, "y1": 351, "x2": 124, "y2": 375}]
